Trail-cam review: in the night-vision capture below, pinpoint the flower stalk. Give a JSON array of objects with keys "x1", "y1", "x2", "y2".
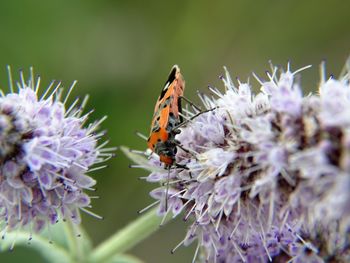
[{"x1": 89, "y1": 207, "x2": 171, "y2": 263}]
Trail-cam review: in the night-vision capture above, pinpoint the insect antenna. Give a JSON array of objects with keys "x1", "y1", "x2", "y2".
[{"x1": 164, "y1": 166, "x2": 171, "y2": 212}]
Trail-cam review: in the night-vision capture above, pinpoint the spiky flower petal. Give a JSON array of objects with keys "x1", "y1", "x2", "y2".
[
  {"x1": 0, "y1": 68, "x2": 112, "y2": 236},
  {"x1": 137, "y1": 60, "x2": 350, "y2": 262}
]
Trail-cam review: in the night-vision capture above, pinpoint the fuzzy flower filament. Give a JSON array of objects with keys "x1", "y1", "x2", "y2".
[
  {"x1": 139, "y1": 61, "x2": 350, "y2": 262},
  {"x1": 0, "y1": 68, "x2": 113, "y2": 238}
]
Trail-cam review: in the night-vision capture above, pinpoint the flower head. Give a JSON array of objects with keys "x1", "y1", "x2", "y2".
[
  {"x1": 132, "y1": 60, "x2": 350, "y2": 262},
  {"x1": 0, "y1": 68, "x2": 113, "y2": 235}
]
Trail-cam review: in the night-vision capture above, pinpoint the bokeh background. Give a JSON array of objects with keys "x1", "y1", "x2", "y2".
[{"x1": 0, "y1": 0, "x2": 349, "y2": 262}]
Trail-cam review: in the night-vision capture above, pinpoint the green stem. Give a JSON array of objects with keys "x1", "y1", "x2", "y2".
[
  {"x1": 89, "y1": 208, "x2": 170, "y2": 263},
  {"x1": 63, "y1": 220, "x2": 84, "y2": 262}
]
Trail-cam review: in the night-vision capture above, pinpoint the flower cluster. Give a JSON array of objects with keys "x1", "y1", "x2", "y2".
[
  {"x1": 141, "y1": 61, "x2": 350, "y2": 262},
  {"x1": 0, "y1": 68, "x2": 112, "y2": 236}
]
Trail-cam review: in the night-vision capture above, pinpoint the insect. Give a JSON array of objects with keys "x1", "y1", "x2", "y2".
[
  {"x1": 147, "y1": 65, "x2": 185, "y2": 167},
  {"x1": 146, "y1": 65, "x2": 216, "y2": 211}
]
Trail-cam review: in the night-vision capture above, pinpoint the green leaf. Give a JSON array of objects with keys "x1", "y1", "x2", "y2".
[
  {"x1": 0, "y1": 230, "x2": 72, "y2": 263},
  {"x1": 120, "y1": 146, "x2": 163, "y2": 172},
  {"x1": 37, "y1": 219, "x2": 92, "y2": 261},
  {"x1": 0, "y1": 220, "x2": 93, "y2": 263}
]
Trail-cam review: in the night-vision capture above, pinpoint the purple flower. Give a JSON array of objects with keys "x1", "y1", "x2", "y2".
[
  {"x1": 0, "y1": 68, "x2": 113, "y2": 235},
  {"x1": 132, "y1": 60, "x2": 350, "y2": 262}
]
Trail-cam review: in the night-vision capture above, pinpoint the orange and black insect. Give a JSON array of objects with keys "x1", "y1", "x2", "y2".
[{"x1": 147, "y1": 65, "x2": 185, "y2": 167}]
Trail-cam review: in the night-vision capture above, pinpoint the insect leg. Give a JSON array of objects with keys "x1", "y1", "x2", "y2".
[
  {"x1": 172, "y1": 106, "x2": 218, "y2": 130},
  {"x1": 179, "y1": 96, "x2": 202, "y2": 112},
  {"x1": 174, "y1": 140, "x2": 198, "y2": 160},
  {"x1": 164, "y1": 166, "x2": 171, "y2": 212},
  {"x1": 173, "y1": 162, "x2": 189, "y2": 170}
]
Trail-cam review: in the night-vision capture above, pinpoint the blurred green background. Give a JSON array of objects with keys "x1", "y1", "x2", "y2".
[{"x1": 0, "y1": 0, "x2": 349, "y2": 262}]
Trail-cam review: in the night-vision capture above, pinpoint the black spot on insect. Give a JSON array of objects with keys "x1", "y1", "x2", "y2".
[
  {"x1": 159, "y1": 66, "x2": 177, "y2": 100},
  {"x1": 177, "y1": 95, "x2": 183, "y2": 122},
  {"x1": 156, "y1": 116, "x2": 160, "y2": 121},
  {"x1": 169, "y1": 112, "x2": 174, "y2": 117},
  {"x1": 152, "y1": 144, "x2": 155, "y2": 148},
  {"x1": 157, "y1": 139, "x2": 161, "y2": 142},
  {"x1": 152, "y1": 126, "x2": 160, "y2": 133}
]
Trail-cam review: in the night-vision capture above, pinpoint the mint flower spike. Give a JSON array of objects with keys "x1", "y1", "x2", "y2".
[
  {"x1": 0, "y1": 67, "x2": 114, "y2": 239},
  {"x1": 138, "y1": 61, "x2": 350, "y2": 262}
]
